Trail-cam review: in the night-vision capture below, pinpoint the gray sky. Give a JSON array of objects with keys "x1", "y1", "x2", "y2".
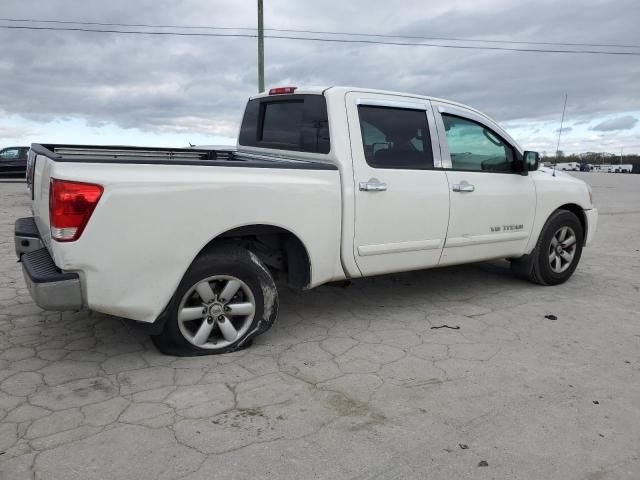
[{"x1": 1, "y1": 0, "x2": 639, "y2": 154}]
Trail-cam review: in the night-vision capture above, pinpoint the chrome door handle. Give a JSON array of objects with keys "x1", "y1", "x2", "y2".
[
  {"x1": 452, "y1": 182, "x2": 475, "y2": 193},
  {"x1": 359, "y1": 179, "x2": 387, "y2": 191}
]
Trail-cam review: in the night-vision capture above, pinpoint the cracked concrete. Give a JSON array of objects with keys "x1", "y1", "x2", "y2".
[{"x1": 1, "y1": 173, "x2": 639, "y2": 480}]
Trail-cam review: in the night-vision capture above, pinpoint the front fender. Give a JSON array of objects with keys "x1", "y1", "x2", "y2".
[{"x1": 526, "y1": 170, "x2": 593, "y2": 253}]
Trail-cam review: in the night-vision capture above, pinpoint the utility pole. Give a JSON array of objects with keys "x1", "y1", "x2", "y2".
[
  {"x1": 620, "y1": 147, "x2": 623, "y2": 165},
  {"x1": 257, "y1": 0, "x2": 264, "y2": 92},
  {"x1": 556, "y1": 93, "x2": 568, "y2": 157}
]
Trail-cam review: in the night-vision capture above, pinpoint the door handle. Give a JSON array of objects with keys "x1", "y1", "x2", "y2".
[
  {"x1": 452, "y1": 181, "x2": 475, "y2": 193},
  {"x1": 359, "y1": 179, "x2": 387, "y2": 191}
]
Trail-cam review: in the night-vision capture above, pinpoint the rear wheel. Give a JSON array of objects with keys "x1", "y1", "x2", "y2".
[
  {"x1": 511, "y1": 210, "x2": 584, "y2": 286},
  {"x1": 153, "y1": 244, "x2": 278, "y2": 356}
]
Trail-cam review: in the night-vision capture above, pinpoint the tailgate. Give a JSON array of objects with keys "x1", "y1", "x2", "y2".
[{"x1": 29, "y1": 149, "x2": 53, "y2": 251}]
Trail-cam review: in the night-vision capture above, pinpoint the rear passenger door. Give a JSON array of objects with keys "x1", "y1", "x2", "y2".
[{"x1": 346, "y1": 92, "x2": 450, "y2": 276}]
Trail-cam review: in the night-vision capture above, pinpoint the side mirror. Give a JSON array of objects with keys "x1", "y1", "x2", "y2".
[
  {"x1": 523, "y1": 151, "x2": 540, "y2": 171},
  {"x1": 512, "y1": 154, "x2": 527, "y2": 175}
]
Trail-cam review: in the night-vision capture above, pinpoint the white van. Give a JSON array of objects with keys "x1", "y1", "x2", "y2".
[{"x1": 556, "y1": 162, "x2": 579, "y2": 171}]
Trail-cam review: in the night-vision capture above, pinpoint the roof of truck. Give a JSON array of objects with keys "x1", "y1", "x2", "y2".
[
  {"x1": 248, "y1": 85, "x2": 521, "y2": 152},
  {"x1": 250, "y1": 85, "x2": 495, "y2": 124},
  {"x1": 251, "y1": 85, "x2": 467, "y2": 108},
  {"x1": 255, "y1": 85, "x2": 455, "y2": 101}
]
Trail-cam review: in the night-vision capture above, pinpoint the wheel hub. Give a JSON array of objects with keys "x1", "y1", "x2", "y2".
[{"x1": 207, "y1": 303, "x2": 224, "y2": 316}]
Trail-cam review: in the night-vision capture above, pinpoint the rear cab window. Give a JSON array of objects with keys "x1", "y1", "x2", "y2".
[{"x1": 239, "y1": 94, "x2": 330, "y2": 154}]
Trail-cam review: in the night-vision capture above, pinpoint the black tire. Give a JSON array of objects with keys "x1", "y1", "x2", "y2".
[
  {"x1": 511, "y1": 210, "x2": 584, "y2": 286},
  {"x1": 152, "y1": 244, "x2": 278, "y2": 356}
]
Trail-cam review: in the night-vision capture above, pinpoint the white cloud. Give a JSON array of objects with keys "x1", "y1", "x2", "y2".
[
  {"x1": 591, "y1": 115, "x2": 638, "y2": 131},
  {"x1": 0, "y1": 0, "x2": 639, "y2": 152}
]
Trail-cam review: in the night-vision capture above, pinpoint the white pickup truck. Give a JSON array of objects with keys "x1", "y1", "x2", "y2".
[{"x1": 15, "y1": 86, "x2": 598, "y2": 355}]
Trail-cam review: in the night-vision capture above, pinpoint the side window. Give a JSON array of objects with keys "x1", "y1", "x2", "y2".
[
  {"x1": 0, "y1": 148, "x2": 19, "y2": 161},
  {"x1": 358, "y1": 106, "x2": 433, "y2": 169},
  {"x1": 442, "y1": 114, "x2": 514, "y2": 172}
]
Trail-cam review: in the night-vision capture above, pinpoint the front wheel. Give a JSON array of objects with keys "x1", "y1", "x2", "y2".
[
  {"x1": 511, "y1": 210, "x2": 584, "y2": 286},
  {"x1": 152, "y1": 244, "x2": 278, "y2": 356}
]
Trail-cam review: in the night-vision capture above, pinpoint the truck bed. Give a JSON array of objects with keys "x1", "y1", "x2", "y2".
[
  {"x1": 30, "y1": 143, "x2": 336, "y2": 170},
  {"x1": 26, "y1": 140, "x2": 343, "y2": 322}
]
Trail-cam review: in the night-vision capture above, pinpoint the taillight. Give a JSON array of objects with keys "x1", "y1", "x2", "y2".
[
  {"x1": 269, "y1": 86, "x2": 297, "y2": 95},
  {"x1": 49, "y1": 179, "x2": 103, "y2": 242}
]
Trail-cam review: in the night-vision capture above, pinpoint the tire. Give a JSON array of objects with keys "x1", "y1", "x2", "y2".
[
  {"x1": 511, "y1": 210, "x2": 584, "y2": 286},
  {"x1": 152, "y1": 244, "x2": 278, "y2": 356}
]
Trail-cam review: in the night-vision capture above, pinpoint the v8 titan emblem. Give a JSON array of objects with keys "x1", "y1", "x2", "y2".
[{"x1": 490, "y1": 224, "x2": 524, "y2": 233}]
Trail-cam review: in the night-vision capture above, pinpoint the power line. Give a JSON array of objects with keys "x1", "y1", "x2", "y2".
[
  {"x1": 272, "y1": 28, "x2": 640, "y2": 50},
  {"x1": 0, "y1": 24, "x2": 257, "y2": 38},
  {"x1": 1, "y1": 24, "x2": 640, "y2": 56},
  {"x1": 0, "y1": 18, "x2": 250, "y2": 31},
  {"x1": 1, "y1": 17, "x2": 639, "y2": 50}
]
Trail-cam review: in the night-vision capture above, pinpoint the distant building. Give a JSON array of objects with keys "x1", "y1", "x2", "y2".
[{"x1": 592, "y1": 164, "x2": 632, "y2": 173}]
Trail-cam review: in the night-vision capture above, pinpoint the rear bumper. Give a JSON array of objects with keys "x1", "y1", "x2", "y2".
[
  {"x1": 584, "y1": 208, "x2": 598, "y2": 246},
  {"x1": 15, "y1": 216, "x2": 44, "y2": 257},
  {"x1": 15, "y1": 218, "x2": 83, "y2": 311}
]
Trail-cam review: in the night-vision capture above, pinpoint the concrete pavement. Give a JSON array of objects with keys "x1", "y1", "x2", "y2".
[{"x1": 0, "y1": 172, "x2": 639, "y2": 479}]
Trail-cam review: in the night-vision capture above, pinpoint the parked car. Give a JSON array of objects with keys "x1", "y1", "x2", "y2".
[
  {"x1": 0, "y1": 146, "x2": 29, "y2": 177},
  {"x1": 15, "y1": 86, "x2": 598, "y2": 356}
]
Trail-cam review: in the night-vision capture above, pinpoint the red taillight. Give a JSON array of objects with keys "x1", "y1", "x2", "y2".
[
  {"x1": 49, "y1": 179, "x2": 103, "y2": 242},
  {"x1": 268, "y1": 86, "x2": 297, "y2": 95}
]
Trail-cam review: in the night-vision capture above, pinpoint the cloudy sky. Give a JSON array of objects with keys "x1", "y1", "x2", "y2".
[{"x1": 1, "y1": 0, "x2": 639, "y2": 154}]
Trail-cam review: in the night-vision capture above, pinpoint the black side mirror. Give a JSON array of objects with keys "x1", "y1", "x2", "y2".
[
  {"x1": 512, "y1": 153, "x2": 527, "y2": 175},
  {"x1": 523, "y1": 151, "x2": 540, "y2": 171}
]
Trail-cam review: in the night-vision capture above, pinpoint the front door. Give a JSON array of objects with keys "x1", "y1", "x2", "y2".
[
  {"x1": 431, "y1": 102, "x2": 536, "y2": 265},
  {"x1": 346, "y1": 92, "x2": 450, "y2": 276}
]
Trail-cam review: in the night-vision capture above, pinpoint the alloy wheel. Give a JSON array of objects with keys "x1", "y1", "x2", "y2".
[
  {"x1": 548, "y1": 226, "x2": 577, "y2": 274},
  {"x1": 177, "y1": 275, "x2": 255, "y2": 349}
]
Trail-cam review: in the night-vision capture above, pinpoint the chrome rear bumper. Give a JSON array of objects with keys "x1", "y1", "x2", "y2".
[{"x1": 15, "y1": 217, "x2": 83, "y2": 311}]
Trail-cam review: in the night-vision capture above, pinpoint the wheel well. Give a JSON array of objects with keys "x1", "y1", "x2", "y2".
[
  {"x1": 200, "y1": 225, "x2": 311, "y2": 290},
  {"x1": 557, "y1": 203, "x2": 586, "y2": 239}
]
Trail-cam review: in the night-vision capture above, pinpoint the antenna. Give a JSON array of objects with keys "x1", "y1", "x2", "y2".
[{"x1": 555, "y1": 93, "x2": 568, "y2": 157}]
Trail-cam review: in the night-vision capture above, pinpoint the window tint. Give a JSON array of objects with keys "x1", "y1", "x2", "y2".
[
  {"x1": 442, "y1": 114, "x2": 513, "y2": 172},
  {"x1": 260, "y1": 101, "x2": 304, "y2": 146},
  {"x1": 358, "y1": 106, "x2": 432, "y2": 169},
  {"x1": 238, "y1": 94, "x2": 330, "y2": 154},
  {"x1": 0, "y1": 148, "x2": 19, "y2": 160}
]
